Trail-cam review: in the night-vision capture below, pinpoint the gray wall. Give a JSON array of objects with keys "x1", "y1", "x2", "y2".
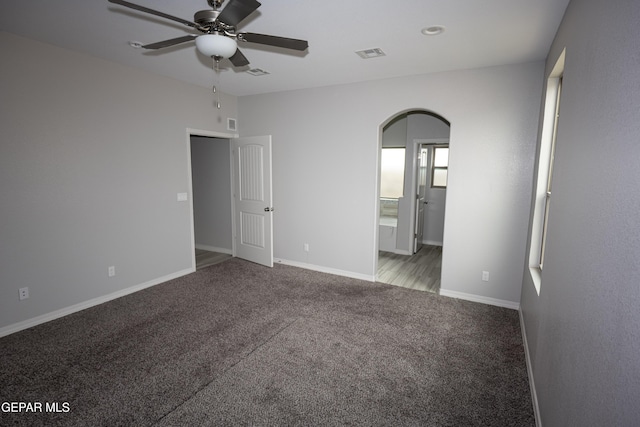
[
  {"x1": 381, "y1": 116, "x2": 407, "y2": 148},
  {"x1": 239, "y1": 61, "x2": 543, "y2": 307},
  {"x1": 0, "y1": 32, "x2": 237, "y2": 332},
  {"x1": 190, "y1": 136, "x2": 232, "y2": 253},
  {"x1": 406, "y1": 112, "x2": 450, "y2": 141},
  {"x1": 520, "y1": 0, "x2": 640, "y2": 424}
]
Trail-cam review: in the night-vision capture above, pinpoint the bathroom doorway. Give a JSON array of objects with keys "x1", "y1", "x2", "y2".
[{"x1": 376, "y1": 110, "x2": 450, "y2": 293}]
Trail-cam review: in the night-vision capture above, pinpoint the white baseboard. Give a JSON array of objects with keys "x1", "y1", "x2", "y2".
[
  {"x1": 0, "y1": 268, "x2": 195, "y2": 338},
  {"x1": 275, "y1": 258, "x2": 376, "y2": 282},
  {"x1": 274, "y1": 261, "x2": 521, "y2": 313},
  {"x1": 392, "y1": 249, "x2": 413, "y2": 255},
  {"x1": 439, "y1": 289, "x2": 520, "y2": 310},
  {"x1": 195, "y1": 244, "x2": 233, "y2": 255},
  {"x1": 422, "y1": 240, "x2": 443, "y2": 246},
  {"x1": 519, "y1": 308, "x2": 542, "y2": 427}
]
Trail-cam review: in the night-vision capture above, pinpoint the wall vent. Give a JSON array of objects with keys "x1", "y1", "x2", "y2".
[
  {"x1": 227, "y1": 118, "x2": 237, "y2": 131},
  {"x1": 356, "y1": 48, "x2": 386, "y2": 59}
]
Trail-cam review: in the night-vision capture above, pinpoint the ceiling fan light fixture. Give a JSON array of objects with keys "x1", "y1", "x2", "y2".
[{"x1": 195, "y1": 33, "x2": 237, "y2": 58}]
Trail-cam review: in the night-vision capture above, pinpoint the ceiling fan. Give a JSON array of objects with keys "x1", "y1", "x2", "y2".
[{"x1": 107, "y1": 0, "x2": 309, "y2": 67}]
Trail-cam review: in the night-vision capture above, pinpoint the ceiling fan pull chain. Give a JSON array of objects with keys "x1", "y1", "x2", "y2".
[
  {"x1": 212, "y1": 56, "x2": 218, "y2": 94},
  {"x1": 212, "y1": 57, "x2": 222, "y2": 109}
]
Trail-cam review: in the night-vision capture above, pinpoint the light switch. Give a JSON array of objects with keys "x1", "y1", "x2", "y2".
[{"x1": 177, "y1": 192, "x2": 188, "y2": 202}]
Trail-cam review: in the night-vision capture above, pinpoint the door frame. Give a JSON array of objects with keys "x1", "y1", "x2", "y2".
[
  {"x1": 414, "y1": 143, "x2": 428, "y2": 254},
  {"x1": 412, "y1": 139, "x2": 449, "y2": 250},
  {"x1": 186, "y1": 128, "x2": 238, "y2": 271},
  {"x1": 408, "y1": 138, "x2": 449, "y2": 253}
]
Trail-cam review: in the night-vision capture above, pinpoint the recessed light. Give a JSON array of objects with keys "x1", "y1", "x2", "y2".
[
  {"x1": 128, "y1": 41, "x2": 143, "y2": 48},
  {"x1": 421, "y1": 26, "x2": 445, "y2": 36}
]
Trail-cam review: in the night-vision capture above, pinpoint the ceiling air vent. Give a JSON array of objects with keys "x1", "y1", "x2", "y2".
[
  {"x1": 246, "y1": 68, "x2": 270, "y2": 76},
  {"x1": 356, "y1": 48, "x2": 386, "y2": 59}
]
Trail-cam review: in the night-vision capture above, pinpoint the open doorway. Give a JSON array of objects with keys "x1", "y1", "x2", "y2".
[
  {"x1": 188, "y1": 130, "x2": 275, "y2": 270},
  {"x1": 190, "y1": 135, "x2": 233, "y2": 269},
  {"x1": 376, "y1": 111, "x2": 450, "y2": 293}
]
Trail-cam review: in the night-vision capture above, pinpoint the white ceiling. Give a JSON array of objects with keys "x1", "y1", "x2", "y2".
[{"x1": 0, "y1": 0, "x2": 569, "y2": 97}]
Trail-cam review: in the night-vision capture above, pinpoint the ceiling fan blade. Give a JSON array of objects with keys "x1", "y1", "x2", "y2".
[
  {"x1": 141, "y1": 35, "x2": 197, "y2": 50},
  {"x1": 229, "y1": 48, "x2": 250, "y2": 67},
  {"x1": 239, "y1": 33, "x2": 308, "y2": 51},
  {"x1": 217, "y1": 0, "x2": 261, "y2": 27},
  {"x1": 108, "y1": 0, "x2": 198, "y2": 29}
]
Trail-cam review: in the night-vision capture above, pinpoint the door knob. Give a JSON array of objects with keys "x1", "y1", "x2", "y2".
[{"x1": 264, "y1": 207, "x2": 274, "y2": 212}]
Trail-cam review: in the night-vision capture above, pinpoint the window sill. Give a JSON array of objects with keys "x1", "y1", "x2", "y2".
[{"x1": 529, "y1": 267, "x2": 542, "y2": 296}]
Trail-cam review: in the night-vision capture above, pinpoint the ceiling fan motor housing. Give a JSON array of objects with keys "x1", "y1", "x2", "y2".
[
  {"x1": 194, "y1": 9, "x2": 221, "y2": 29},
  {"x1": 207, "y1": 0, "x2": 224, "y2": 9}
]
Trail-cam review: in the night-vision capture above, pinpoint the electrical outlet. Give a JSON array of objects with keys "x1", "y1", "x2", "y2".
[
  {"x1": 482, "y1": 271, "x2": 490, "y2": 282},
  {"x1": 108, "y1": 266, "x2": 116, "y2": 277},
  {"x1": 19, "y1": 287, "x2": 29, "y2": 300},
  {"x1": 304, "y1": 243, "x2": 310, "y2": 252}
]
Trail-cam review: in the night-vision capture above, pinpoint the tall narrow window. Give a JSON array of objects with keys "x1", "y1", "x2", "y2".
[
  {"x1": 529, "y1": 49, "x2": 565, "y2": 294},
  {"x1": 539, "y1": 77, "x2": 562, "y2": 269}
]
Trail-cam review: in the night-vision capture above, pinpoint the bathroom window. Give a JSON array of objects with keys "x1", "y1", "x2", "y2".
[
  {"x1": 431, "y1": 146, "x2": 449, "y2": 188},
  {"x1": 380, "y1": 148, "x2": 405, "y2": 199}
]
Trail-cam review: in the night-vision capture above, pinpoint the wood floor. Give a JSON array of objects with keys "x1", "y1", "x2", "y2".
[
  {"x1": 377, "y1": 245, "x2": 442, "y2": 293},
  {"x1": 196, "y1": 247, "x2": 442, "y2": 294},
  {"x1": 195, "y1": 249, "x2": 232, "y2": 270}
]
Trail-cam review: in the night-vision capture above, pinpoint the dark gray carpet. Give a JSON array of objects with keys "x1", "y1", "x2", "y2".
[{"x1": 0, "y1": 259, "x2": 534, "y2": 426}]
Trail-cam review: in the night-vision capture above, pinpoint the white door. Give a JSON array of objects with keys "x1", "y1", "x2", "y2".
[
  {"x1": 423, "y1": 144, "x2": 448, "y2": 246},
  {"x1": 232, "y1": 136, "x2": 273, "y2": 267},
  {"x1": 414, "y1": 146, "x2": 427, "y2": 253}
]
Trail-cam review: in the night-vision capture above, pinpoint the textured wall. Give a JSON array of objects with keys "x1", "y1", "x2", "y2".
[
  {"x1": 239, "y1": 62, "x2": 543, "y2": 305},
  {"x1": 0, "y1": 33, "x2": 237, "y2": 331},
  {"x1": 520, "y1": 0, "x2": 640, "y2": 424}
]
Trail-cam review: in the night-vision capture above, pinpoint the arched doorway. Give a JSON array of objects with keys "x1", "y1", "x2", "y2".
[{"x1": 376, "y1": 110, "x2": 450, "y2": 293}]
